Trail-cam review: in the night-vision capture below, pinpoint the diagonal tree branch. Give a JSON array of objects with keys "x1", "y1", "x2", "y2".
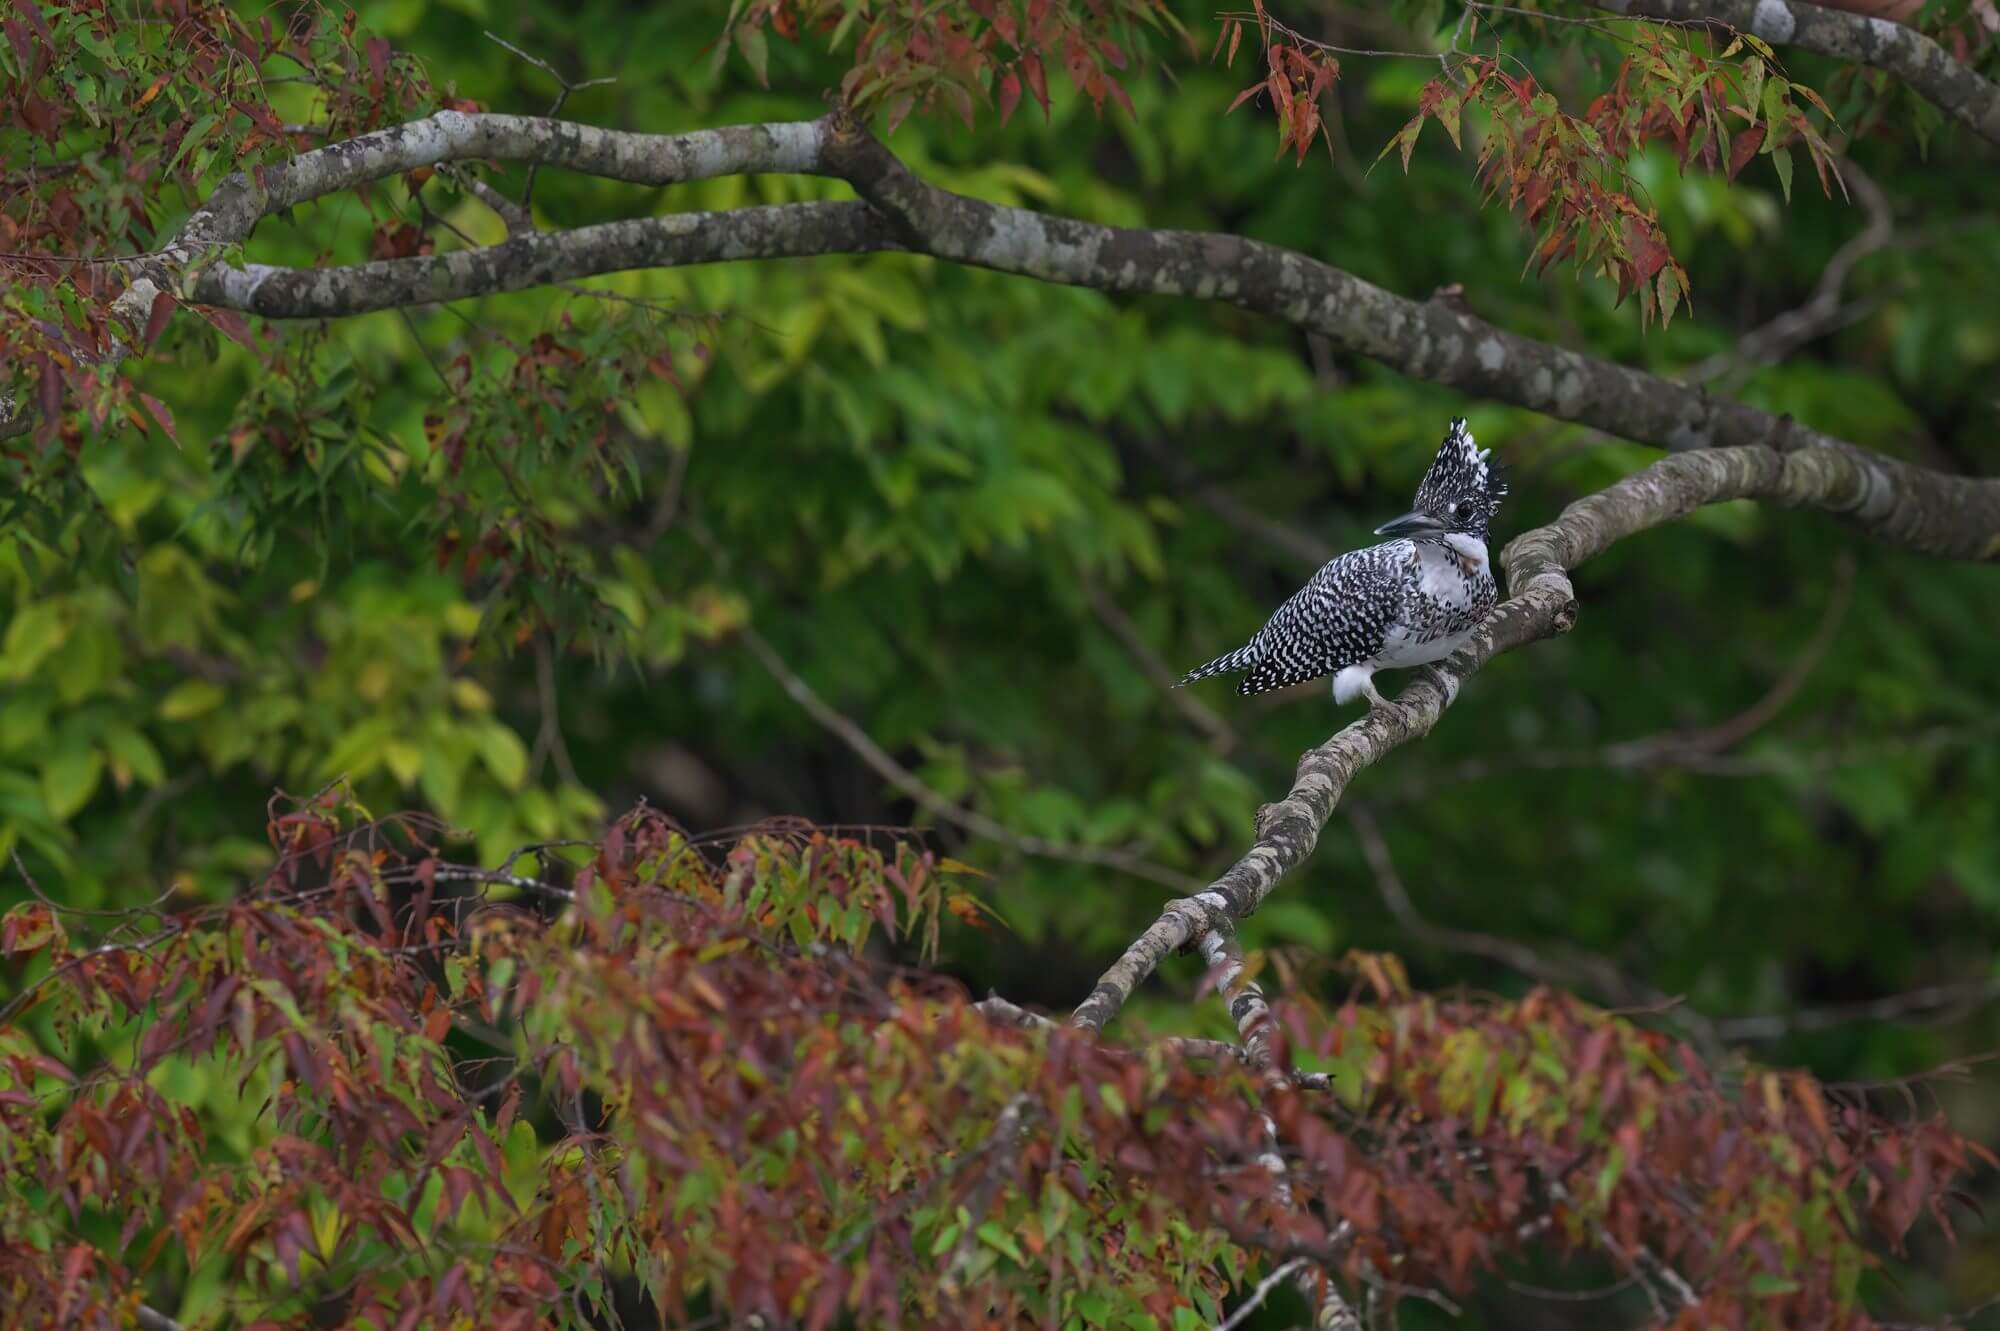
[
  {"x1": 1069, "y1": 444, "x2": 1926, "y2": 1032},
  {"x1": 1592, "y1": 0, "x2": 2000, "y2": 149},
  {"x1": 46, "y1": 108, "x2": 1994, "y2": 562}
]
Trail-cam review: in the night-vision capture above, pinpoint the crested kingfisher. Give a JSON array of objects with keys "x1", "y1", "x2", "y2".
[{"x1": 1178, "y1": 418, "x2": 1507, "y2": 709}]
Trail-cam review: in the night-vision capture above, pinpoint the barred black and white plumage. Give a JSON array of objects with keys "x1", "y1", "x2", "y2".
[{"x1": 1178, "y1": 418, "x2": 1507, "y2": 708}]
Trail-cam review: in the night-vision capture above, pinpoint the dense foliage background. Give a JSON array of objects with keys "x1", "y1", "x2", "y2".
[{"x1": 3, "y1": 0, "x2": 1997, "y2": 1325}]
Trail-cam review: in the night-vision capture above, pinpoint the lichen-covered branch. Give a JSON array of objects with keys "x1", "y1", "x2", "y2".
[
  {"x1": 1070, "y1": 444, "x2": 1916, "y2": 1033},
  {"x1": 1594, "y1": 0, "x2": 2000, "y2": 148},
  {"x1": 24, "y1": 107, "x2": 1984, "y2": 560}
]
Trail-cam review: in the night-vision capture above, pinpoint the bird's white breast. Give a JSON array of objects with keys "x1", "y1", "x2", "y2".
[
  {"x1": 1372, "y1": 534, "x2": 1491, "y2": 669},
  {"x1": 1413, "y1": 534, "x2": 1488, "y2": 604}
]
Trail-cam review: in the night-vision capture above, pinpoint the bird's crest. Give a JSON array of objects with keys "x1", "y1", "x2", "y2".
[{"x1": 1412, "y1": 417, "x2": 1507, "y2": 532}]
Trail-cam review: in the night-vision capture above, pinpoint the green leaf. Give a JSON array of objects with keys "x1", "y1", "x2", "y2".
[
  {"x1": 477, "y1": 722, "x2": 530, "y2": 791},
  {"x1": 1437, "y1": 94, "x2": 1462, "y2": 149},
  {"x1": 167, "y1": 112, "x2": 220, "y2": 173},
  {"x1": 384, "y1": 740, "x2": 424, "y2": 787},
  {"x1": 1771, "y1": 146, "x2": 1794, "y2": 202},
  {"x1": 43, "y1": 746, "x2": 104, "y2": 821},
  {"x1": 0, "y1": 602, "x2": 68, "y2": 681},
  {"x1": 1594, "y1": 1146, "x2": 1625, "y2": 1204},
  {"x1": 976, "y1": 1220, "x2": 1024, "y2": 1264},
  {"x1": 158, "y1": 679, "x2": 226, "y2": 722},
  {"x1": 1748, "y1": 1274, "x2": 1802, "y2": 1296},
  {"x1": 103, "y1": 725, "x2": 166, "y2": 788},
  {"x1": 322, "y1": 717, "x2": 396, "y2": 781}
]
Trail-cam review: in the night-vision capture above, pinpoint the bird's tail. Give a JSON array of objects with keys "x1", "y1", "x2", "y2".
[{"x1": 1177, "y1": 640, "x2": 1263, "y2": 687}]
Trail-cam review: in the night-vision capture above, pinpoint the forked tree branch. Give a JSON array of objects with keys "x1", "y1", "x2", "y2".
[
  {"x1": 55, "y1": 108, "x2": 1999, "y2": 562},
  {"x1": 1594, "y1": 0, "x2": 2000, "y2": 148},
  {"x1": 1069, "y1": 444, "x2": 1925, "y2": 1032}
]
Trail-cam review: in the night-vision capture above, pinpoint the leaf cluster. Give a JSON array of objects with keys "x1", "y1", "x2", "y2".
[{"x1": 2, "y1": 801, "x2": 1988, "y2": 1328}]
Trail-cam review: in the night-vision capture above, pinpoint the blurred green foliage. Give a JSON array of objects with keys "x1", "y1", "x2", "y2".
[{"x1": 2, "y1": 0, "x2": 1998, "y2": 1314}]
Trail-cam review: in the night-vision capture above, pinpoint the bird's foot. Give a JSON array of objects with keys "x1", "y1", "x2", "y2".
[
  {"x1": 1415, "y1": 664, "x2": 1461, "y2": 711},
  {"x1": 1361, "y1": 680, "x2": 1409, "y2": 725}
]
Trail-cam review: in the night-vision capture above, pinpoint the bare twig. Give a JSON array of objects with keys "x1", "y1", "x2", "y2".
[
  {"x1": 1215, "y1": 1258, "x2": 1310, "y2": 1331},
  {"x1": 640, "y1": 439, "x2": 692, "y2": 543},
  {"x1": 445, "y1": 164, "x2": 535, "y2": 235},
  {"x1": 738, "y1": 624, "x2": 1202, "y2": 892},
  {"x1": 1716, "y1": 973, "x2": 2000, "y2": 1041},
  {"x1": 1686, "y1": 161, "x2": 1898, "y2": 385},
  {"x1": 1086, "y1": 580, "x2": 1238, "y2": 751},
  {"x1": 1348, "y1": 805, "x2": 1664, "y2": 1003},
  {"x1": 424, "y1": 863, "x2": 574, "y2": 902},
  {"x1": 1601, "y1": 551, "x2": 1854, "y2": 763},
  {"x1": 532, "y1": 636, "x2": 582, "y2": 789},
  {"x1": 481, "y1": 30, "x2": 617, "y2": 211}
]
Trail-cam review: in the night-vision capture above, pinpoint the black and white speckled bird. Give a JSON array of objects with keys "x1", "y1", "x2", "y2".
[{"x1": 1178, "y1": 418, "x2": 1507, "y2": 710}]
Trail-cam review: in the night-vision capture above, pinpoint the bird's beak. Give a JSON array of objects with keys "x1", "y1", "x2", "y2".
[{"x1": 1373, "y1": 511, "x2": 1446, "y2": 538}]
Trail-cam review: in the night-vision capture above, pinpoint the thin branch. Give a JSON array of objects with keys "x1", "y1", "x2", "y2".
[
  {"x1": 446, "y1": 164, "x2": 535, "y2": 236},
  {"x1": 1348, "y1": 804, "x2": 1667, "y2": 1007},
  {"x1": 481, "y1": 30, "x2": 618, "y2": 210},
  {"x1": 640, "y1": 438, "x2": 692, "y2": 543},
  {"x1": 1086, "y1": 580, "x2": 1239, "y2": 751},
  {"x1": 973, "y1": 993, "x2": 1330, "y2": 1087},
  {"x1": 737, "y1": 623, "x2": 1202, "y2": 893},
  {"x1": 425, "y1": 863, "x2": 574, "y2": 902},
  {"x1": 1685, "y1": 159, "x2": 1899, "y2": 385},
  {"x1": 1600, "y1": 549, "x2": 1854, "y2": 763},
  {"x1": 532, "y1": 635, "x2": 582, "y2": 789},
  {"x1": 1215, "y1": 1258, "x2": 1310, "y2": 1331},
  {"x1": 1128, "y1": 432, "x2": 1336, "y2": 570},
  {"x1": 1716, "y1": 973, "x2": 2000, "y2": 1040},
  {"x1": 0, "y1": 923, "x2": 182, "y2": 1025}
]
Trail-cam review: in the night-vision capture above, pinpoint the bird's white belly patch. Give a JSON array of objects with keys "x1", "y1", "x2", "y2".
[{"x1": 1375, "y1": 623, "x2": 1472, "y2": 668}]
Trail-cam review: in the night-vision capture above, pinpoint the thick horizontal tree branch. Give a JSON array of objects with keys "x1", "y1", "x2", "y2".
[
  {"x1": 1594, "y1": 0, "x2": 2000, "y2": 149},
  {"x1": 1069, "y1": 444, "x2": 1918, "y2": 1032},
  {"x1": 104, "y1": 108, "x2": 1994, "y2": 562}
]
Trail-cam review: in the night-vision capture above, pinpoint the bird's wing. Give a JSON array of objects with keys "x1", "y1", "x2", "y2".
[{"x1": 1236, "y1": 545, "x2": 1408, "y2": 696}]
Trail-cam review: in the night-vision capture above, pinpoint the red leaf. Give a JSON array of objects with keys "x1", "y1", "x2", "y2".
[
  {"x1": 1632, "y1": 229, "x2": 1670, "y2": 283},
  {"x1": 138, "y1": 393, "x2": 177, "y2": 442},
  {"x1": 1726, "y1": 124, "x2": 1765, "y2": 180},
  {"x1": 11, "y1": 0, "x2": 51, "y2": 44},
  {"x1": 142, "y1": 290, "x2": 177, "y2": 349},
  {"x1": 197, "y1": 306, "x2": 257, "y2": 349},
  {"x1": 367, "y1": 36, "x2": 389, "y2": 89},
  {"x1": 1106, "y1": 74, "x2": 1133, "y2": 118},
  {"x1": 998, "y1": 70, "x2": 1021, "y2": 125},
  {"x1": 1226, "y1": 79, "x2": 1265, "y2": 115},
  {"x1": 1021, "y1": 52, "x2": 1049, "y2": 114},
  {"x1": 3, "y1": 20, "x2": 30, "y2": 72}
]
